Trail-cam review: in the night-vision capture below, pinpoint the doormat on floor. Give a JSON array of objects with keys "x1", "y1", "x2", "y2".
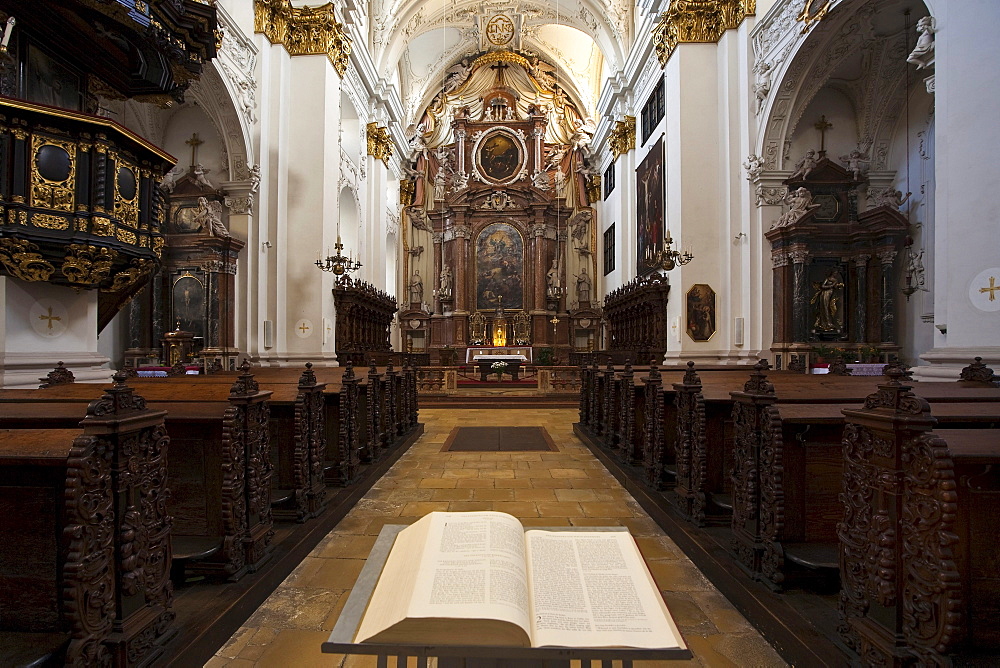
[{"x1": 441, "y1": 426, "x2": 558, "y2": 452}]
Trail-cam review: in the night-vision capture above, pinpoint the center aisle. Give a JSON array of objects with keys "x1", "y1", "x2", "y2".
[{"x1": 207, "y1": 408, "x2": 786, "y2": 667}]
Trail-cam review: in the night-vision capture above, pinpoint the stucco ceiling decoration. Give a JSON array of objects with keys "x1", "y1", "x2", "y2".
[
  {"x1": 412, "y1": 50, "x2": 592, "y2": 151},
  {"x1": 379, "y1": 0, "x2": 622, "y2": 130}
]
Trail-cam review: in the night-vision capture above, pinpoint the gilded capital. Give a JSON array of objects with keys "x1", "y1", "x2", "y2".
[
  {"x1": 366, "y1": 122, "x2": 393, "y2": 165},
  {"x1": 609, "y1": 116, "x2": 636, "y2": 158},
  {"x1": 654, "y1": 0, "x2": 755, "y2": 67},
  {"x1": 255, "y1": 0, "x2": 352, "y2": 77}
]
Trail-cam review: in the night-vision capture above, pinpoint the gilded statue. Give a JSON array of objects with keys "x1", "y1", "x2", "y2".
[{"x1": 810, "y1": 269, "x2": 845, "y2": 332}]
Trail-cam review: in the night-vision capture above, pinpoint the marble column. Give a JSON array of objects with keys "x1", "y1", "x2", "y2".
[
  {"x1": 771, "y1": 251, "x2": 790, "y2": 344},
  {"x1": 878, "y1": 250, "x2": 897, "y2": 344},
  {"x1": 790, "y1": 248, "x2": 810, "y2": 343},
  {"x1": 531, "y1": 222, "x2": 547, "y2": 311},
  {"x1": 853, "y1": 254, "x2": 870, "y2": 343},
  {"x1": 453, "y1": 223, "x2": 471, "y2": 313},
  {"x1": 432, "y1": 232, "x2": 443, "y2": 315}
]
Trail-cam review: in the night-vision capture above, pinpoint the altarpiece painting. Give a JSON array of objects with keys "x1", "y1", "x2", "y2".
[{"x1": 476, "y1": 222, "x2": 524, "y2": 311}]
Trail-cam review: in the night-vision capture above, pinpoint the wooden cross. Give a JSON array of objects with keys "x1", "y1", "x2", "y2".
[
  {"x1": 814, "y1": 115, "x2": 833, "y2": 157},
  {"x1": 490, "y1": 61, "x2": 509, "y2": 84},
  {"x1": 185, "y1": 133, "x2": 203, "y2": 167},
  {"x1": 298, "y1": 322, "x2": 311, "y2": 334},
  {"x1": 38, "y1": 306, "x2": 61, "y2": 330},
  {"x1": 979, "y1": 276, "x2": 1000, "y2": 302}
]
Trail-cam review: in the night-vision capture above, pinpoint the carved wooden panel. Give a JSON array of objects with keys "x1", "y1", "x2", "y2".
[{"x1": 672, "y1": 363, "x2": 707, "y2": 524}]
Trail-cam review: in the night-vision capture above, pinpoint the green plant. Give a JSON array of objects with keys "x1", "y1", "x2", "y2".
[
  {"x1": 812, "y1": 345, "x2": 845, "y2": 362},
  {"x1": 857, "y1": 345, "x2": 882, "y2": 363},
  {"x1": 536, "y1": 347, "x2": 555, "y2": 366}
]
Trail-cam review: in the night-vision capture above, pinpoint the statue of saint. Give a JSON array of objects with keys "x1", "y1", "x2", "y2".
[
  {"x1": 439, "y1": 264, "x2": 452, "y2": 299},
  {"x1": 409, "y1": 270, "x2": 423, "y2": 305},
  {"x1": 576, "y1": 267, "x2": 592, "y2": 304},
  {"x1": 810, "y1": 269, "x2": 845, "y2": 332}
]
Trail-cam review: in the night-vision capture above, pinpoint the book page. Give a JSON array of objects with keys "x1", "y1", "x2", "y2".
[
  {"x1": 524, "y1": 530, "x2": 685, "y2": 649},
  {"x1": 404, "y1": 511, "x2": 532, "y2": 634}
]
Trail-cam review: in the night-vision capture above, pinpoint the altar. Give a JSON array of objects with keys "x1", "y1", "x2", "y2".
[
  {"x1": 474, "y1": 356, "x2": 526, "y2": 382},
  {"x1": 466, "y1": 346, "x2": 532, "y2": 364}
]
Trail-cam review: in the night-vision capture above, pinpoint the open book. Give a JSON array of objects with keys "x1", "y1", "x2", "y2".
[{"x1": 354, "y1": 511, "x2": 686, "y2": 650}]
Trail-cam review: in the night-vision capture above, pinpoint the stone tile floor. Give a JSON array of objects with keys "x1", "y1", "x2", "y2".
[{"x1": 207, "y1": 409, "x2": 787, "y2": 667}]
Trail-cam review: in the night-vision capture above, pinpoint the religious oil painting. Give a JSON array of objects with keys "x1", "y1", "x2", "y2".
[
  {"x1": 26, "y1": 45, "x2": 82, "y2": 111},
  {"x1": 170, "y1": 203, "x2": 204, "y2": 234},
  {"x1": 478, "y1": 131, "x2": 521, "y2": 183},
  {"x1": 476, "y1": 222, "x2": 524, "y2": 311},
  {"x1": 171, "y1": 272, "x2": 206, "y2": 341},
  {"x1": 686, "y1": 284, "x2": 716, "y2": 342},
  {"x1": 636, "y1": 138, "x2": 664, "y2": 274}
]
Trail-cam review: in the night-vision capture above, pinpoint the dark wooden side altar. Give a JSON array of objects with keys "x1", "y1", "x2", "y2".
[
  {"x1": 124, "y1": 169, "x2": 244, "y2": 371},
  {"x1": 765, "y1": 159, "x2": 908, "y2": 370}
]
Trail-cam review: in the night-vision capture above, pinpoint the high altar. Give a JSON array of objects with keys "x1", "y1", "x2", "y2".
[{"x1": 398, "y1": 51, "x2": 602, "y2": 361}]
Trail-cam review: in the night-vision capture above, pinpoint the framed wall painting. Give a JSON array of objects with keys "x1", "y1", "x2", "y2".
[
  {"x1": 686, "y1": 284, "x2": 716, "y2": 342},
  {"x1": 636, "y1": 138, "x2": 664, "y2": 274},
  {"x1": 475, "y1": 222, "x2": 524, "y2": 311}
]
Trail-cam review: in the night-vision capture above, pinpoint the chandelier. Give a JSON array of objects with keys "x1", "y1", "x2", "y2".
[
  {"x1": 315, "y1": 236, "x2": 362, "y2": 279},
  {"x1": 646, "y1": 232, "x2": 693, "y2": 271}
]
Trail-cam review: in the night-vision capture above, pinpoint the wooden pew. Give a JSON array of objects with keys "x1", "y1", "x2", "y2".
[
  {"x1": 130, "y1": 364, "x2": 328, "y2": 522},
  {"x1": 0, "y1": 376, "x2": 174, "y2": 667},
  {"x1": 839, "y1": 373, "x2": 1000, "y2": 665},
  {"x1": 0, "y1": 368, "x2": 274, "y2": 581}
]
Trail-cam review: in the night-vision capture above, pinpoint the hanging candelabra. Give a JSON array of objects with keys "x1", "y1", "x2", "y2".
[
  {"x1": 646, "y1": 231, "x2": 693, "y2": 271},
  {"x1": 315, "y1": 235, "x2": 363, "y2": 280}
]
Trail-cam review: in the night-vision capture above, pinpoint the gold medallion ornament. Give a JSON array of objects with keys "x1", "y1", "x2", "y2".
[{"x1": 485, "y1": 14, "x2": 515, "y2": 46}]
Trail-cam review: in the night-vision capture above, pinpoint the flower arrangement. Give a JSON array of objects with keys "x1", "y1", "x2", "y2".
[{"x1": 490, "y1": 360, "x2": 508, "y2": 380}]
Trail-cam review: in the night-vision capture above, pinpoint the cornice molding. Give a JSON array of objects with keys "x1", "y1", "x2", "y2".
[
  {"x1": 254, "y1": 0, "x2": 352, "y2": 77},
  {"x1": 653, "y1": 0, "x2": 756, "y2": 67}
]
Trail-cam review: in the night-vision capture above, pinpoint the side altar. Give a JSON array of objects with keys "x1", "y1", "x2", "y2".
[{"x1": 398, "y1": 50, "x2": 603, "y2": 363}]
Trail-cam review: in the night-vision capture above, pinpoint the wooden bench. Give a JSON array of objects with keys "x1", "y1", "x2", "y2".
[
  {"x1": 130, "y1": 364, "x2": 328, "y2": 522},
  {"x1": 0, "y1": 368, "x2": 274, "y2": 581},
  {"x1": 0, "y1": 376, "x2": 174, "y2": 666},
  {"x1": 840, "y1": 374, "x2": 1000, "y2": 664}
]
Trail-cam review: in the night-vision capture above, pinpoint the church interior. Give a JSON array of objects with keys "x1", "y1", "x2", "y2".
[{"x1": 0, "y1": 0, "x2": 998, "y2": 666}]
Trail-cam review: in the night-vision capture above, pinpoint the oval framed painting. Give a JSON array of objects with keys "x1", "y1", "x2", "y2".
[{"x1": 473, "y1": 129, "x2": 525, "y2": 185}]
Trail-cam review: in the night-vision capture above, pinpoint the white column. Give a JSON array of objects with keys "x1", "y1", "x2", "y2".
[{"x1": 916, "y1": 1, "x2": 1000, "y2": 377}]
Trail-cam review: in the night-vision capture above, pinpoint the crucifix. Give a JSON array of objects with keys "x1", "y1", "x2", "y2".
[
  {"x1": 185, "y1": 133, "x2": 204, "y2": 168},
  {"x1": 814, "y1": 115, "x2": 833, "y2": 158},
  {"x1": 490, "y1": 60, "x2": 510, "y2": 85},
  {"x1": 979, "y1": 276, "x2": 1000, "y2": 302}
]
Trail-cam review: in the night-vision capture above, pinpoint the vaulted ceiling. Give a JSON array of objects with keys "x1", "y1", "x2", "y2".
[{"x1": 367, "y1": 0, "x2": 634, "y2": 128}]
